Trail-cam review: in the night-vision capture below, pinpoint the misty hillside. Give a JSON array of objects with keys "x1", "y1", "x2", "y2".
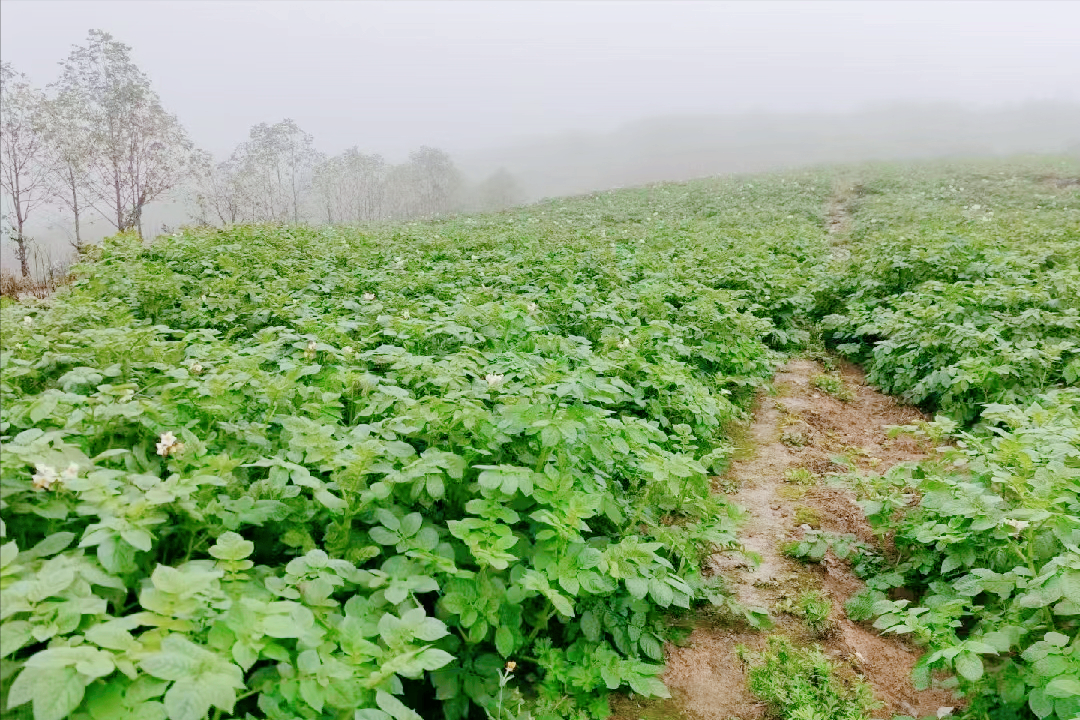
[{"x1": 460, "y1": 102, "x2": 1080, "y2": 200}]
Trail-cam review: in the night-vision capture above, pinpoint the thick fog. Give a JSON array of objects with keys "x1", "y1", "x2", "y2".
[{"x1": 2, "y1": 0, "x2": 1079, "y2": 270}]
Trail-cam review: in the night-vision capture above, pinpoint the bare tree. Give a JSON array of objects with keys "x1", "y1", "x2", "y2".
[
  {"x1": 0, "y1": 63, "x2": 51, "y2": 277},
  {"x1": 54, "y1": 29, "x2": 196, "y2": 238}
]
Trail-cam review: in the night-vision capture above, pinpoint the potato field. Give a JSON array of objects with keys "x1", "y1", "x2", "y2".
[{"x1": 1, "y1": 156, "x2": 1078, "y2": 720}]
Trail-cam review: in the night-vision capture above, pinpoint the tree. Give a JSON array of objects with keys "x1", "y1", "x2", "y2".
[
  {"x1": 312, "y1": 148, "x2": 387, "y2": 224},
  {"x1": 192, "y1": 151, "x2": 251, "y2": 226},
  {"x1": 0, "y1": 62, "x2": 51, "y2": 277},
  {"x1": 233, "y1": 119, "x2": 320, "y2": 224},
  {"x1": 39, "y1": 90, "x2": 93, "y2": 248},
  {"x1": 408, "y1": 146, "x2": 463, "y2": 216},
  {"x1": 474, "y1": 168, "x2": 523, "y2": 211},
  {"x1": 54, "y1": 29, "x2": 196, "y2": 238}
]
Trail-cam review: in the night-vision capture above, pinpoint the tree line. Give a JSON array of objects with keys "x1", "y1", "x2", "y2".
[{"x1": 1, "y1": 29, "x2": 522, "y2": 277}]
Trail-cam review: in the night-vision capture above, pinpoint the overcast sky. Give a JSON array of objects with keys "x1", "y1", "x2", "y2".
[{"x1": 2, "y1": 0, "x2": 1079, "y2": 161}]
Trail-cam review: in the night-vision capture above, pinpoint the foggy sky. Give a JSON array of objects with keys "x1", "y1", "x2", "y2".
[{"x1": 2, "y1": 0, "x2": 1079, "y2": 162}]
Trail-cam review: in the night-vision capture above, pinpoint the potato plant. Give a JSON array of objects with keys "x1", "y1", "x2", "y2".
[{"x1": 0, "y1": 173, "x2": 833, "y2": 720}]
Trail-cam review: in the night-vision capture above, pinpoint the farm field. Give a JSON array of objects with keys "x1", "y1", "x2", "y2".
[{"x1": 1, "y1": 156, "x2": 1078, "y2": 720}]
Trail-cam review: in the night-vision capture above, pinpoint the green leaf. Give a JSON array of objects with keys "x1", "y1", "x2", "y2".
[
  {"x1": 8, "y1": 666, "x2": 86, "y2": 720},
  {"x1": 140, "y1": 650, "x2": 196, "y2": 682},
  {"x1": 355, "y1": 711, "x2": 393, "y2": 720},
  {"x1": 965, "y1": 641, "x2": 999, "y2": 655},
  {"x1": 954, "y1": 651, "x2": 983, "y2": 682},
  {"x1": 1059, "y1": 570, "x2": 1080, "y2": 604},
  {"x1": 369, "y1": 527, "x2": 398, "y2": 545},
  {"x1": 649, "y1": 579, "x2": 674, "y2": 607},
  {"x1": 1045, "y1": 675, "x2": 1080, "y2": 699},
  {"x1": 581, "y1": 610, "x2": 601, "y2": 642},
  {"x1": 1044, "y1": 631, "x2": 1069, "y2": 647},
  {"x1": 1, "y1": 540, "x2": 18, "y2": 568},
  {"x1": 626, "y1": 674, "x2": 670, "y2": 698},
  {"x1": 164, "y1": 679, "x2": 209, "y2": 720},
  {"x1": 314, "y1": 489, "x2": 347, "y2": 511},
  {"x1": 208, "y1": 532, "x2": 254, "y2": 561},
  {"x1": 414, "y1": 648, "x2": 454, "y2": 671},
  {"x1": 24, "y1": 533, "x2": 76, "y2": 559},
  {"x1": 400, "y1": 513, "x2": 422, "y2": 537},
  {"x1": 495, "y1": 626, "x2": 514, "y2": 657},
  {"x1": 625, "y1": 577, "x2": 649, "y2": 600},
  {"x1": 1029, "y1": 688, "x2": 1054, "y2": 719},
  {"x1": 375, "y1": 690, "x2": 423, "y2": 720},
  {"x1": 0, "y1": 621, "x2": 33, "y2": 658}
]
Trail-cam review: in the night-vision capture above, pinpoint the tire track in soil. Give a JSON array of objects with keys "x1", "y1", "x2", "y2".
[{"x1": 613, "y1": 360, "x2": 960, "y2": 720}]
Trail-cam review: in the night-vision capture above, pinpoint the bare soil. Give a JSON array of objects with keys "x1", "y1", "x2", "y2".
[{"x1": 611, "y1": 359, "x2": 960, "y2": 720}]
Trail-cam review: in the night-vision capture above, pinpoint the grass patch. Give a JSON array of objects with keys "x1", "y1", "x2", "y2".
[
  {"x1": 777, "y1": 485, "x2": 807, "y2": 500},
  {"x1": 794, "y1": 505, "x2": 821, "y2": 528},
  {"x1": 811, "y1": 373, "x2": 855, "y2": 402},
  {"x1": 739, "y1": 637, "x2": 880, "y2": 720},
  {"x1": 784, "y1": 467, "x2": 817, "y2": 485}
]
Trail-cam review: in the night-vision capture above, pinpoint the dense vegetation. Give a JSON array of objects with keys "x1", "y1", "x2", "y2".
[
  {"x1": 815, "y1": 159, "x2": 1080, "y2": 720},
  {"x1": 0, "y1": 174, "x2": 834, "y2": 720},
  {"x1": 1, "y1": 157, "x2": 1077, "y2": 720}
]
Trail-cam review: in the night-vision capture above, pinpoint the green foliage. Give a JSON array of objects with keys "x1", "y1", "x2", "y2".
[
  {"x1": 4, "y1": 156, "x2": 1076, "y2": 720},
  {"x1": 782, "y1": 529, "x2": 882, "y2": 578},
  {"x1": 775, "y1": 590, "x2": 833, "y2": 638},
  {"x1": 851, "y1": 391, "x2": 1080, "y2": 720},
  {"x1": 811, "y1": 373, "x2": 854, "y2": 401},
  {"x1": 783, "y1": 467, "x2": 817, "y2": 485},
  {"x1": 793, "y1": 506, "x2": 822, "y2": 529},
  {"x1": 797, "y1": 591, "x2": 833, "y2": 637},
  {"x1": 0, "y1": 172, "x2": 834, "y2": 719},
  {"x1": 816, "y1": 158, "x2": 1080, "y2": 423},
  {"x1": 739, "y1": 636, "x2": 880, "y2": 720}
]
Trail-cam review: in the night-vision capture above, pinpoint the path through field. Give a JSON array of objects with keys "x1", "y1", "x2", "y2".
[{"x1": 613, "y1": 360, "x2": 960, "y2": 720}]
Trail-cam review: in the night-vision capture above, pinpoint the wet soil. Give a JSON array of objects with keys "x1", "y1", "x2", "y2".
[{"x1": 612, "y1": 360, "x2": 960, "y2": 720}]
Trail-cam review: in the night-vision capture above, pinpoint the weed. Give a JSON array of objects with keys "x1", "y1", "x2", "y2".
[
  {"x1": 777, "y1": 485, "x2": 807, "y2": 500},
  {"x1": 798, "y1": 591, "x2": 834, "y2": 637},
  {"x1": 784, "y1": 467, "x2": 817, "y2": 485},
  {"x1": 811, "y1": 373, "x2": 855, "y2": 402},
  {"x1": 793, "y1": 505, "x2": 821, "y2": 528},
  {"x1": 739, "y1": 636, "x2": 881, "y2": 720},
  {"x1": 781, "y1": 429, "x2": 810, "y2": 447}
]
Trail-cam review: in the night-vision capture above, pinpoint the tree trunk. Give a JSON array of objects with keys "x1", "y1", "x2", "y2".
[
  {"x1": 15, "y1": 235, "x2": 30, "y2": 278},
  {"x1": 114, "y1": 166, "x2": 124, "y2": 231},
  {"x1": 70, "y1": 169, "x2": 82, "y2": 248}
]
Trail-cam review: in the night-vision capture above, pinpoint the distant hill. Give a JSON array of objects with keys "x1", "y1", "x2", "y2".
[{"x1": 456, "y1": 102, "x2": 1080, "y2": 200}]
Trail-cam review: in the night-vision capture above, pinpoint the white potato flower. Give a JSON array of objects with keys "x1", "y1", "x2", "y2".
[
  {"x1": 485, "y1": 373, "x2": 505, "y2": 387},
  {"x1": 156, "y1": 431, "x2": 179, "y2": 457},
  {"x1": 32, "y1": 464, "x2": 59, "y2": 490},
  {"x1": 1003, "y1": 519, "x2": 1029, "y2": 534}
]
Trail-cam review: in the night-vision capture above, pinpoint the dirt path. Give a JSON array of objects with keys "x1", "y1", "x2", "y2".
[
  {"x1": 826, "y1": 178, "x2": 859, "y2": 262},
  {"x1": 614, "y1": 360, "x2": 959, "y2": 720}
]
